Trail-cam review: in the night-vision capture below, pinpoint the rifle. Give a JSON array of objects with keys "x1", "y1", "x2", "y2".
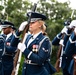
[
  {"x1": 11, "y1": 3, "x2": 37, "y2": 75},
  {"x1": 55, "y1": 34, "x2": 65, "y2": 72}
]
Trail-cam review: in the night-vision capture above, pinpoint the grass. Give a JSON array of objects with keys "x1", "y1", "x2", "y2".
[{"x1": 53, "y1": 72, "x2": 62, "y2": 75}]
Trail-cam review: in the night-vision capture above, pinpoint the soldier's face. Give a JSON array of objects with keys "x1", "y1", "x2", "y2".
[
  {"x1": 2, "y1": 27, "x2": 12, "y2": 35},
  {"x1": 29, "y1": 21, "x2": 42, "y2": 34}
]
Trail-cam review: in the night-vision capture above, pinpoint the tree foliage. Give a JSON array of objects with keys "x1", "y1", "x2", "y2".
[
  {"x1": 36, "y1": 0, "x2": 73, "y2": 40},
  {"x1": 0, "y1": 0, "x2": 32, "y2": 28},
  {"x1": 0, "y1": 0, "x2": 75, "y2": 37}
]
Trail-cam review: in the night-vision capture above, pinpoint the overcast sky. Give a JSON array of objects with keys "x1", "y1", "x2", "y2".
[
  {"x1": 57, "y1": 0, "x2": 76, "y2": 9},
  {"x1": 29, "y1": 0, "x2": 76, "y2": 9}
]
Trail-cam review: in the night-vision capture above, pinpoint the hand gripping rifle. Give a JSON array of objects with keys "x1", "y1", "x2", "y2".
[{"x1": 11, "y1": 3, "x2": 37, "y2": 75}]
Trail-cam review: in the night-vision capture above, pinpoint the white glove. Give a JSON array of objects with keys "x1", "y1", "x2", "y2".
[
  {"x1": 74, "y1": 27, "x2": 76, "y2": 33},
  {"x1": 19, "y1": 21, "x2": 28, "y2": 31},
  {"x1": 17, "y1": 42, "x2": 26, "y2": 52},
  {"x1": 74, "y1": 55, "x2": 76, "y2": 59},
  {"x1": 61, "y1": 26, "x2": 68, "y2": 34},
  {"x1": 68, "y1": 20, "x2": 76, "y2": 28},
  {"x1": 59, "y1": 39, "x2": 64, "y2": 46}
]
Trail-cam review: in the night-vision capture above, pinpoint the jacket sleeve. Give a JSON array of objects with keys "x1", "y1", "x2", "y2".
[
  {"x1": 52, "y1": 33, "x2": 62, "y2": 46},
  {"x1": 10, "y1": 30, "x2": 21, "y2": 47}
]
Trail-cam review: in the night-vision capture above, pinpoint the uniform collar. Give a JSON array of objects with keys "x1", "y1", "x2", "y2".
[
  {"x1": 6, "y1": 32, "x2": 12, "y2": 40},
  {"x1": 32, "y1": 31, "x2": 42, "y2": 39}
]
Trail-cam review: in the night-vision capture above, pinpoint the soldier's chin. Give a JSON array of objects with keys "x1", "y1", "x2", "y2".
[{"x1": 29, "y1": 29, "x2": 32, "y2": 33}]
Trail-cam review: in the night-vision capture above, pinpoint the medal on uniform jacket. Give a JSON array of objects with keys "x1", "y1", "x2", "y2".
[
  {"x1": 6, "y1": 42, "x2": 10, "y2": 46},
  {"x1": 32, "y1": 44, "x2": 39, "y2": 53}
]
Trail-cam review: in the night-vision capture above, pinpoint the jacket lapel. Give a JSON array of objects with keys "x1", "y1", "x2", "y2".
[
  {"x1": 25, "y1": 34, "x2": 33, "y2": 47},
  {"x1": 6, "y1": 34, "x2": 13, "y2": 42},
  {"x1": 27, "y1": 33, "x2": 44, "y2": 48}
]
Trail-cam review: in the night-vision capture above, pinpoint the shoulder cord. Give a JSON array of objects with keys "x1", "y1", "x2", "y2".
[
  {"x1": 38, "y1": 36, "x2": 48, "y2": 50},
  {"x1": 38, "y1": 36, "x2": 52, "y2": 54}
]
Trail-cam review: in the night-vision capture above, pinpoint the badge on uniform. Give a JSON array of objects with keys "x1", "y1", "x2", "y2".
[
  {"x1": 32, "y1": 44, "x2": 39, "y2": 53},
  {"x1": 6, "y1": 42, "x2": 10, "y2": 46}
]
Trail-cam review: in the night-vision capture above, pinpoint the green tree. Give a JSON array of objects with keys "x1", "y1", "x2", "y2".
[
  {"x1": 36, "y1": 0, "x2": 73, "y2": 40},
  {"x1": 0, "y1": 0, "x2": 32, "y2": 28}
]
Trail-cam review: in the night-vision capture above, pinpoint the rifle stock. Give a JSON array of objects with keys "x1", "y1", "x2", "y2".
[
  {"x1": 55, "y1": 58, "x2": 60, "y2": 72},
  {"x1": 55, "y1": 44, "x2": 62, "y2": 72},
  {"x1": 11, "y1": 50, "x2": 20, "y2": 75}
]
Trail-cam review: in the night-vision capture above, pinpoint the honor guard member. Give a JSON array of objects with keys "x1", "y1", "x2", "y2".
[
  {"x1": 57, "y1": 20, "x2": 74, "y2": 75},
  {"x1": 56, "y1": 23, "x2": 74, "y2": 75},
  {"x1": 59, "y1": 27, "x2": 73, "y2": 75},
  {"x1": 0, "y1": 21, "x2": 6, "y2": 75},
  {"x1": 64, "y1": 20, "x2": 76, "y2": 75},
  {"x1": 18, "y1": 12, "x2": 54, "y2": 75},
  {"x1": 11, "y1": 12, "x2": 55, "y2": 75},
  {"x1": 52, "y1": 27, "x2": 72, "y2": 73},
  {"x1": 52, "y1": 26, "x2": 68, "y2": 72},
  {"x1": 52, "y1": 26, "x2": 69, "y2": 72},
  {"x1": 1, "y1": 21, "x2": 17, "y2": 75}
]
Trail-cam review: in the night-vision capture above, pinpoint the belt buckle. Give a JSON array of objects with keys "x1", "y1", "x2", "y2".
[{"x1": 27, "y1": 60, "x2": 31, "y2": 64}]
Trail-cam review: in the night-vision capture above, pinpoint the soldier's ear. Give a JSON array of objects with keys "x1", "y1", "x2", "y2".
[{"x1": 39, "y1": 24, "x2": 42, "y2": 28}]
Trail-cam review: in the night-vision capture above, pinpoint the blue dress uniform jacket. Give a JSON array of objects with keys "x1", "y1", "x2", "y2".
[
  {"x1": 65, "y1": 32, "x2": 76, "y2": 75},
  {"x1": 52, "y1": 33, "x2": 62, "y2": 46},
  {"x1": 0, "y1": 35, "x2": 6, "y2": 75},
  {"x1": 2, "y1": 33, "x2": 17, "y2": 75},
  {"x1": 22, "y1": 33, "x2": 52, "y2": 75}
]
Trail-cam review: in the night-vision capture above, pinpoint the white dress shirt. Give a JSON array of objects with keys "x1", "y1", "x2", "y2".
[
  {"x1": 27, "y1": 31, "x2": 42, "y2": 48},
  {"x1": 6, "y1": 33, "x2": 12, "y2": 40}
]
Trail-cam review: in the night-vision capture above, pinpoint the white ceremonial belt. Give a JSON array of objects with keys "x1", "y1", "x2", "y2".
[{"x1": 24, "y1": 59, "x2": 38, "y2": 65}]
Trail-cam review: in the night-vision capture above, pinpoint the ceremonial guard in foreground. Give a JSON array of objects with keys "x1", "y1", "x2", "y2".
[
  {"x1": 1, "y1": 21, "x2": 17, "y2": 75},
  {"x1": 11, "y1": 12, "x2": 56, "y2": 75}
]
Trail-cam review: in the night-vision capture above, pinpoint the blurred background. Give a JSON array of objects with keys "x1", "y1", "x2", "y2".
[{"x1": 0, "y1": 0, "x2": 76, "y2": 75}]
